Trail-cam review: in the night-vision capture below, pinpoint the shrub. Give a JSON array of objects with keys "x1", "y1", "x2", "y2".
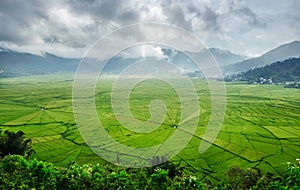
[
  {"x1": 0, "y1": 155, "x2": 56, "y2": 189},
  {"x1": 284, "y1": 161, "x2": 300, "y2": 189},
  {"x1": 0, "y1": 128, "x2": 34, "y2": 158}
]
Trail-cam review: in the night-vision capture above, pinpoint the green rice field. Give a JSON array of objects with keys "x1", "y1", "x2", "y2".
[{"x1": 0, "y1": 74, "x2": 299, "y2": 179}]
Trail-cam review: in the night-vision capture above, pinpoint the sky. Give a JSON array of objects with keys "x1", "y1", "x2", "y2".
[{"x1": 0, "y1": 0, "x2": 299, "y2": 58}]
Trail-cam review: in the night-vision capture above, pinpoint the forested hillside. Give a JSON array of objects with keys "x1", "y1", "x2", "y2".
[{"x1": 225, "y1": 57, "x2": 300, "y2": 86}]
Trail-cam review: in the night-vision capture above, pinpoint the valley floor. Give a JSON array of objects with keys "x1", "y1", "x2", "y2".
[{"x1": 0, "y1": 74, "x2": 299, "y2": 180}]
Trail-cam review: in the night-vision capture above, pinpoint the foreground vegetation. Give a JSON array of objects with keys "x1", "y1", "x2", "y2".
[
  {"x1": 0, "y1": 155, "x2": 299, "y2": 189},
  {"x1": 0, "y1": 128, "x2": 34, "y2": 158},
  {"x1": 0, "y1": 74, "x2": 299, "y2": 181}
]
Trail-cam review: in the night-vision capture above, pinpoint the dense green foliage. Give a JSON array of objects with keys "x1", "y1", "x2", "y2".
[
  {"x1": 225, "y1": 57, "x2": 300, "y2": 84},
  {"x1": 0, "y1": 155, "x2": 299, "y2": 189},
  {"x1": 0, "y1": 128, "x2": 34, "y2": 158}
]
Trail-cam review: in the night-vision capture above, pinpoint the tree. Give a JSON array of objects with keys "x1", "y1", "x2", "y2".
[{"x1": 0, "y1": 128, "x2": 35, "y2": 158}]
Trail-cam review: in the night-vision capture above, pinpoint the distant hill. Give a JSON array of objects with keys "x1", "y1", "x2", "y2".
[
  {"x1": 0, "y1": 49, "x2": 79, "y2": 77},
  {"x1": 225, "y1": 57, "x2": 300, "y2": 84},
  {"x1": 2, "y1": 41, "x2": 300, "y2": 78},
  {"x1": 223, "y1": 41, "x2": 300, "y2": 74}
]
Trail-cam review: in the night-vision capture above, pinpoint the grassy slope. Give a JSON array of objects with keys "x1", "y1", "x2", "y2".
[{"x1": 0, "y1": 74, "x2": 299, "y2": 180}]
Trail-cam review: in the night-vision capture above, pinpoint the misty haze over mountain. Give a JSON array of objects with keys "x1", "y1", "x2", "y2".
[
  {"x1": 1, "y1": 41, "x2": 300, "y2": 78},
  {"x1": 0, "y1": 46, "x2": 246, "y2": 77}
]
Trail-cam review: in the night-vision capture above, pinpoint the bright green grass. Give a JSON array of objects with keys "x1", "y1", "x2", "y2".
[{"x1": 0, "y1": 74, "x2": 299, "y2": 179}]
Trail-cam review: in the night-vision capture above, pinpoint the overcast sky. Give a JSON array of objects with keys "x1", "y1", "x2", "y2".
[{"x1": 0, "y1": 0, "x2": 299, "y2": 58}]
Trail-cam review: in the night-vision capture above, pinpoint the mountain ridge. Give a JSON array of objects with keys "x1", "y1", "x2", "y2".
[
  {"x1": 223, "y1": 41, "x2": 300, "y2": 74},
  {"x1": 0, "y1": 50, "x2": 79, "y2": 77},
  {"x1": 1, "y1": 41, "x2": 299, "y2": 78},
  {"x1": 0, "y1": 47, "x2": 247, "y2": 78}
]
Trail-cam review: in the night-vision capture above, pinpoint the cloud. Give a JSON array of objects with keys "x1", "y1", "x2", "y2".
[
  {"x1": 225, "y1": 0, "x2": 265, "y2": 27},
  {"x1": 120, "y1": 45, "x2": 167, "y2": 59},
  {"x1": 0, "y1": 0, "x2": 49, "y2": 25},
  {"x1": 0, "y1": 0, "x2": 49, "y2": 45},
  {"x1": 68, "y1": 0, "x2": 140, "y2": 24},
  {"x1": 160, "y1": 1, "x2": 193, "y2": 31},
  {"x1": 0, "y1": 0, "x2": 299, "y2": 57}
]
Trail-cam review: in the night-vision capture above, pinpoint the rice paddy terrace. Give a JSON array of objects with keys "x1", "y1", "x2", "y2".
[{"x1": 0, "y1": 74, "x2": 299, "y2": 179}]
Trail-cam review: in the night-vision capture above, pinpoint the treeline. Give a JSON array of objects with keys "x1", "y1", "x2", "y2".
[
  {"x1": 0, "y1": 155, "x2": 299, "y2": 189},
  {"x1": 225, "y1": 57, "x2": 300, "y2": 85}
]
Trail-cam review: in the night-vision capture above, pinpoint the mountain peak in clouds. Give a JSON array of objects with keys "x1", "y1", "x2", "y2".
[
  {"x1": 208, "y1": 48, "x2": 249, "y2": 65},
  {"x1": 161, "y1": 47, "x2": 248, "y2": 72}
]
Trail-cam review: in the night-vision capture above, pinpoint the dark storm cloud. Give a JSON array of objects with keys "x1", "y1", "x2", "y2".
[
  {"x1": 0, "y1": 14, "x2": 24, "y2": 43},
  {"x1": 0, "y1": 0, "x2": 50, "y2": 44},
  {"x1": 0, "y1": 0, "x2": 49, "y2": 25},
  {"x1": 160, "y1": 0, "x2": 222, "y2": 32},
  {"x1": 68, "y1": 0, "x2": 140, "y2": 24},
  {"x1": 160, "y1": 1, "x2": 193, "y2": 31},
  {"x1": 228, "y1": 0, "x2": 265, "y2": 27},
  {"x1": 187, "y1": 4, "x2": 221, "y2": 32}
]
